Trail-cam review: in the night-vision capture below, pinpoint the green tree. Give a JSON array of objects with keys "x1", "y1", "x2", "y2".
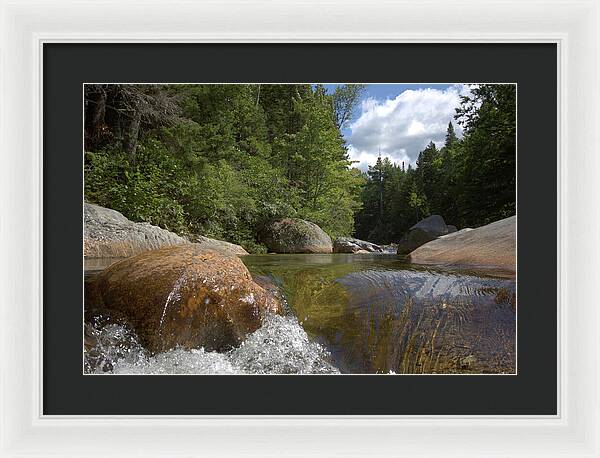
[
  {"x1": 454, "y1": 84, "x2": 516, "y2": 225},
  {"x1": 85, "y1": 83, "x2": 365, "y2": 251},
  {"x1": 332, "y1": 84, "x2": 367, "y2": 129},
  {"x1": 444, "y1": 121, "x2": 458, "y2": 148}
]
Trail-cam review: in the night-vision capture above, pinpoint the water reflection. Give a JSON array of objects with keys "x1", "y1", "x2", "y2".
[{"x1": 243, "y1": 253, "x2": 516, "y2": 374}]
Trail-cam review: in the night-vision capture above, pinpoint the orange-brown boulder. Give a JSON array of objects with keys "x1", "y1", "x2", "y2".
[{"x1": 85, "y1": 244, "x2": 281, "y2": 353}]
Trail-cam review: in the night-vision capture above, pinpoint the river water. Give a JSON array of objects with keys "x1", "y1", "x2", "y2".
[{"x1": 84, "y1": 253, "x2": 516, "y2": 375}]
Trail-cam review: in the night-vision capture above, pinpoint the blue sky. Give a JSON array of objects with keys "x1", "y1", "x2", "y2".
[{"x1": 323, "y1": 83, "x2": 470, "y2": 170}]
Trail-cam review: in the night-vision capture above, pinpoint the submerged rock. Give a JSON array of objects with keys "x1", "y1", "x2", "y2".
[
  {"x1": 397, "y1": 215, "x2": 451, "y2": 255},
  {"x1": 259, "y1": 218, "x2": 332, "y2": 253},
  {"x1": 85, "y1": 244, "x2": 282, "y2": 353},
  {"x1": 84, "y1": 203, "x2": 187, "y2": 258},
  {"x1": 408, "y1": 216, "x2": 516, "y2": 276},
  {"x1": 333, "y1": 237, "x2": 383, "y2": 253}
]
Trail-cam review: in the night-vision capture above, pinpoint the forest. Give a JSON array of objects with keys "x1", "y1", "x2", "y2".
[{"x1": 84, "y1": 83, "x2": 516, "y2": 251}]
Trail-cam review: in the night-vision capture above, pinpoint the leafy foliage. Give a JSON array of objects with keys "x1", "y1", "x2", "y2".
[
  {"x1": 332, "y1": 84, "x2": 367, "y2": 129},
  {"x1": 85, "y1": 84, "x2": 365, "y2": 252}
]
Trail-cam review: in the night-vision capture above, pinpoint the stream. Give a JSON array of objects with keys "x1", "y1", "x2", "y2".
[{"x1": 84, "y1": 253, "x2": 516, "y2": 375}]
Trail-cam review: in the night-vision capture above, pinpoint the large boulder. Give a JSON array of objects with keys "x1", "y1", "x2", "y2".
[
  {"x1": 85, "y1": 244, "x2": 282, "y2": 353},
  {"x1": 333, "y1": 237, "x2": 383, "y2": 253},
  {"x1": 193, "y1": 235, "x2": 248, "y2": 256},
  {"x1": 408, "y1": 216, "x2": 516, "y2": 276},
  {"x1": 85, "y1": 203, "x2": 248, "y2": 261},
  {"x1": 84, "y1": 203, "x2": 187, "y2": 258},
  {"x1": 439, "y1": 227, "x2": 473, "y2": 239},
  {"x1": 259, "y1": 218, "x2": 332, "y2": 254},
  {"x1": 397, "y1": 215, "x2": 450, "y2": 255}
]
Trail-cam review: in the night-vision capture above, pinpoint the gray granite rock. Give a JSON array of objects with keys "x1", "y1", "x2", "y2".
[
  {"x1": 397, "y1": 215, "x2": 450, "y2": 255},
  {"x1": 259, "y1": 218, "x2": 332, "y2": 253},
  {"x1": 333, "y1": 237, "x2": 383, "y2": 253},
  {"x1": 84, "y1": 203, "x2": 187, "y2": 259},
  {"x1": 409, "y1": 216, "x2": 516, "y2": 276}
]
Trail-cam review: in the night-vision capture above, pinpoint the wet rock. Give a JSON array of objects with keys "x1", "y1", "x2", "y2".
[
  {"x1": 84, "y1": 203, "x2": 187, "y2": 258},
  {"x1": 397, "y1": 215, "x2": 450, "y2": 255},
  {"x1": 85, "y1": 244, "x2": 282, "y2": 353},
  {"x1": 408, "y1": 216, "x2": 516, "y2": 276},
  {"x1": 192, "y1": 235, "x2": 248, "y2": 256},
  {"x1": 333, "y1": 237, "x2": 383, "y2": 253},
  {"x1": 259, "y1": 218, "x2": 332, "y2": 253},
  {"x1": 84, "y1": 257, "x2": 123, "y2": 273},
  {"x1": 84, "y1": 322, "x2": 97, "y2": 352}
]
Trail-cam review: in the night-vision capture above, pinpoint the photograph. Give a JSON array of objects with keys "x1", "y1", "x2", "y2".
[{"x1": 83, "y1": 82, "x2": 516, "y2": 375}]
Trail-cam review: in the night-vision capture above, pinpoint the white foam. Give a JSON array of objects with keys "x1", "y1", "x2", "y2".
[{"x1": 85, "y1": 314, "x2": 340, "y2": 375}]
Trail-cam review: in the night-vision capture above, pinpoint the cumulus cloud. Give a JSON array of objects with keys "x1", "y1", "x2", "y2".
[{"x1": 347, "y1": 84, "x2": 471, "y2": 171}]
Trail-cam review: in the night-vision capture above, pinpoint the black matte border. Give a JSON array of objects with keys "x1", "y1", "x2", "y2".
[{"x1": 44, "y1": 44, "x2": 557, "y2": 415}]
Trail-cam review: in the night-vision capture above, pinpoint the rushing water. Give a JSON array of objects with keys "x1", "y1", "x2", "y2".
[
  {"x1": 85, "y1": 253, "x2": 515, "y2": 375},
  {"x1": 85, "y1": 313, "x2": 339, "y2": 375}
]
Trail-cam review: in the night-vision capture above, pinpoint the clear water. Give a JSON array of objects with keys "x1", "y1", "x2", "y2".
[
  {"x1": 242, "y1": 254, "x2": 515, "y2": 374},
  {"x1": 85, "y1": 253, "x2": 515, "y2": 375}
]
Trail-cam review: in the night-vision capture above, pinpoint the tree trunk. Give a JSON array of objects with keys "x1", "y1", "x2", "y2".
[
  {"x1": 84, "y1": 89, "x2": 106, "y2": 151},
  {"x1": 124, "y1": 110, "x2": 141, "y2": 164}
]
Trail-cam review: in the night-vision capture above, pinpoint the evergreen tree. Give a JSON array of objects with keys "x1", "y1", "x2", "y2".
[
  {"x1": 353, "y1": 84, "x2": 515, "y2": 241},
  {"x1": 444, "y1": 121, "x2": 458, "y2": 148},
  {"x1": 454, "y1": 84, "x2": 516, "y2": 225}
]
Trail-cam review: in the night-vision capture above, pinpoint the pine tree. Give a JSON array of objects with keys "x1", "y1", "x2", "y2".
[
  {"x1": 444, "y1": 121, "x2": 458, "y2": 148},
  {"x1": 454, "y1": 84, "x2": 516, "y2": 226}
]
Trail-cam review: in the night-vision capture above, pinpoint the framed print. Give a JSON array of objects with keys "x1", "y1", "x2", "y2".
[
  {"x1": 1, "y1": 0, "x2": 599, "y2": 457},
  {"x1": 48, "y1": 43, "x2": 547, "y2": 416}
]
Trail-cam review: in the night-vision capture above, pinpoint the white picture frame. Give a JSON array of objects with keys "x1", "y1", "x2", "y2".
[{"x1": 1, "y1": 0, "x2": 598, "y2": 456}]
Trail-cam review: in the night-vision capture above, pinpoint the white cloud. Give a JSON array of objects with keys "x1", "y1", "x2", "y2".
[
  {"x1": 347, "y1": 146, "x2": 379, "y2": 171},
  {"x1": 347, "y1": 84, "x2": 471, "y2": 171}
]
